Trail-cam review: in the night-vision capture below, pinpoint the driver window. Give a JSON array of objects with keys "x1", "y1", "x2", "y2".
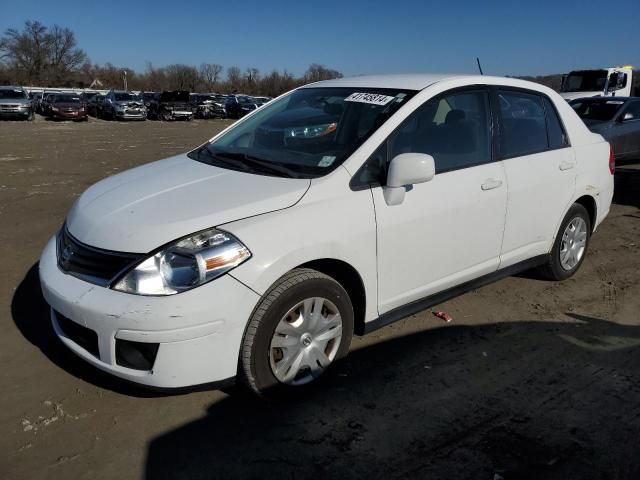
[{"x1": 389, "y1": 90, "x2": 492, "y2": 173}]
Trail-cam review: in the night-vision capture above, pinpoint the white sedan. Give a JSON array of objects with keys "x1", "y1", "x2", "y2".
[{"x1": 40, "y1": 74, "x2": 614, "y2": 396}]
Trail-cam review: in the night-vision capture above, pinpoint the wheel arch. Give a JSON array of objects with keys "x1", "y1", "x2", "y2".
[
  {"x1": 298, "y1": 258, "x2": 367, "y2": 336},
  {"x1": 574, "y1": 194, "x2": 597, "y2": 233}
]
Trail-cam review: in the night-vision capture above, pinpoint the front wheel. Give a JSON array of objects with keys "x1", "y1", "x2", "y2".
[
  {"x1": 239, "y1": 268, "x2": 354, "y2": 397},
  {"x1": 539, "y1": 203, "x2": 591, "y2": 281}
]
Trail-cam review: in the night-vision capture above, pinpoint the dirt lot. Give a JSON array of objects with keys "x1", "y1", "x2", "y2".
[{"x1": 1, "y1": 116, "x2": 639, "y2": 480}]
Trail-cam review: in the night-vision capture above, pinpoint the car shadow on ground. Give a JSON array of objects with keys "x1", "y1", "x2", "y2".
[
  {"x1": 614, "y1": 166, "x2": 640, "y2": 208},
  {"x1": 144, "y1": 314, "x2": 640, "y2": 480},
  {"x1": 10, "y1": 263, "x2": 203, "y2": 398}
]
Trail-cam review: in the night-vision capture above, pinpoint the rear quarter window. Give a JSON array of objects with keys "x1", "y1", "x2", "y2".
[{"x1": 543, "y1": 97, "x2": 569, "y2": 149}]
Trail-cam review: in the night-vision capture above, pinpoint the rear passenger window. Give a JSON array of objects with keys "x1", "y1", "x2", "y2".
[
  {"x1": 389, "y1": 90, "x2": 491, "y2": 173},
  {"x1": 543, "y1": 97, "x2": 569, "y2": 149},
  {"x1": 498, "y1": 90, "x2": 547, "y2": 158}
]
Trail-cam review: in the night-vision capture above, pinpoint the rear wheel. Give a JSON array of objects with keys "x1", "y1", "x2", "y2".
[
  {"x1": 539, "y1": 203, "x2": 591, "y2": 280},
  {"x1": 239, "y1": 268, "x2": 353, "y2": 397}
]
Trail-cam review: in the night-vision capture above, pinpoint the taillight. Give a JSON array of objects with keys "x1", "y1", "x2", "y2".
[{"x1": 609, "y1": 144, "x2": 615, "y2": 175}]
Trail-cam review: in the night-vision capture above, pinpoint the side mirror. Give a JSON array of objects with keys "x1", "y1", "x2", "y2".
[{"x1": 383, "y1": 153, "x2": 435, "y2": 206}]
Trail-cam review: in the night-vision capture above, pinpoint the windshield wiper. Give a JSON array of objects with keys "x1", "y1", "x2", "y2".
[{"x1": 213, "y1": 151, "x2": 301, "y2": 178}]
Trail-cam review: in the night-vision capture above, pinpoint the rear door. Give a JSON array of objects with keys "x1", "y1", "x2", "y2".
[
  {"x1": 495, "y1": 89, "x2": 576, "y2": 267},
  {"x1": 371, "y1": 87, "x2": 508, "y2": 314},
  {"x1": 615, "y1": 100, "x2": 640, "y2": 160}
]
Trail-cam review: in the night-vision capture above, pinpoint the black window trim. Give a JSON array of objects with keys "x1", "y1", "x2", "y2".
[
  {"x1": 491, "y1": 85, "x2": 571, "y2": 161},
  {"x1": 350, "y1": 84, "x2": 497, "y2": 191}
]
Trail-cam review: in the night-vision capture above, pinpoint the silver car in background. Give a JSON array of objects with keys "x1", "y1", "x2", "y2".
[
  {"x1": 100, "y1": 90, "x2": 147, "y2": 121},
  {"x1": 0, "y1": 86, "x2": 34, "y2": 121}
]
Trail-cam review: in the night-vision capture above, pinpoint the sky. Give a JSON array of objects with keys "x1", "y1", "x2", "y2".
[{"x1": 2, "y1": 0, "x2": 639, "y2": 78}]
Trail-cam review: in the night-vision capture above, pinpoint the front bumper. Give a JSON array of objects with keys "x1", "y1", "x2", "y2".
[
  {"x1": 39, "y1": 236, "x2": 260, "y2": 388},
  {"x1": 115, "y1": 110, "x2": 147, "y2": 120},
  {"x1": 52, "y1": 111, "x2": 87, "y2": 120},
  {"x1": 0, "y1": 108, "x2": 30, "y2": 118}
]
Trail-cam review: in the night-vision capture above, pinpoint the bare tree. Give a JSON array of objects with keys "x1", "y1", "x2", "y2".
[
  {"x1": 165, "y1": 64, "x2": 199, "y2": 91},
  {"x1": 226, "y1": 66, "x2": 242, "y2": 92},
  {"x1": 46, "y1": 24, "x2": 87, "y2": 85},
  {"x1": 0, "y1": 21, "x2": 49, "y2": 83},
  {"x1": 304, "y1": 63, "x2": 343, "y2": 84},
  {"x1": 199, "y1": 63, "x2": 223, "y2": 91},
  {"x1": 0, "y1": 20, "x2": 86, "y2": 85}
]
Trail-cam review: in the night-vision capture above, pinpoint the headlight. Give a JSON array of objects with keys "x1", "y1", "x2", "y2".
[
  {"x1": 113, "y1": 228, "x2": 251, "y2": 295},
  {"x1": 51, "y1": 107, "x2": 59, "y2": 112},
  {"x1": 286, "y1": 122, "x2": 337, "y2": 139}
]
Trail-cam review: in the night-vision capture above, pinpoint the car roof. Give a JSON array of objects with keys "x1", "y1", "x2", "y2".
[
  {"x1": 302, "y1": 73, "x2": 465, "y2": 90},
  {"x1": 302, "y1": 73, "x2": 557, "y2": 93}
]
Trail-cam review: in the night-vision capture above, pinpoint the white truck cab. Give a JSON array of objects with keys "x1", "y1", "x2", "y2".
[{"x1": 560, "y1": 66, "x2": 635, "y2": 101}]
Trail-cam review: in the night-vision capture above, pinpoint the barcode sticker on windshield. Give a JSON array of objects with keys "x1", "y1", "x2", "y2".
[{"x1": 345, "y1": 93, "x2": 396, "y2": 106}]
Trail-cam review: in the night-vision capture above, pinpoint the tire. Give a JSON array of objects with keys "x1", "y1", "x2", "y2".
[
  {"x1": 538, "y1": 203, "x2": 591, "y2": 281},
  {"x1": 239, "y1": 268, "x2": 354, "y2": 397}
]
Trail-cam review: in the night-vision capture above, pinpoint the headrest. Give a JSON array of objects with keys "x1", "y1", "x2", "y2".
[{"x1": 445, "y1": 109, "x2": 465, "y2": 123}]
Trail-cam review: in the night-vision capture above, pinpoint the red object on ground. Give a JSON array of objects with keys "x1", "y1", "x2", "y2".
[{"x1": 432, "y1": 311, "x2": 453, "y2": 322}]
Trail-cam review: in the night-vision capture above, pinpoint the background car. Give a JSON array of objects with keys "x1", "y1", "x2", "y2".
[
  {"x1": 49, "y1": 93, "x2": 88, "y2": 121},
  {"x1": 570, "y1": 97, "x2": 640, "y2": 164},
  {"x1": 100, "y1": 90, "x2": 146, "y2": 121},
  {"x1": 40, "y1": 93, "x2": 59, "y2": 117},
  {"x1": 225, "y1": 94, "x2": 263, "y2": 118},
  {"x1": 0, "y1": 86, "x2": 34, "y2": 120},
  {"x1": 191, "y1": 93, "x2": 227, "y2": 119},
  {"x1": 86, "y1": 93, "x2": 104, "y2": 117},
  {"x1": 148, "y1": 90, "x2": 193, "y2": 121}
]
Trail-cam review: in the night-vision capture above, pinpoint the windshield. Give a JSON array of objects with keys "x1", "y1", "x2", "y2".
[
  {"x1": 562, "y1": 70, "x2": 607, "y2": 92},
  {"x1": 114, "y1": 92, "x2": 138, "y2": 101},
  {"x1": 189, "y1": 87, "x2": 416, "y2": 178},
  {"x1": 55, "y1": 95, "x2": 81, "y2": 103},
  {"x1": 0, "y1": 89, "x2": 27, "y2": 99},
  {"x1": 570, "y1": 99, "x2": 625, "y2": 122},
  {"x1": 237, "y1": 96, "x2": 253, "y2": 104}
]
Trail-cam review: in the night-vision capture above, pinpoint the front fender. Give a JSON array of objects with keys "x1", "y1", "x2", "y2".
[{"x1": 222, "y1": 169, "x2": 379, "y2": 323}]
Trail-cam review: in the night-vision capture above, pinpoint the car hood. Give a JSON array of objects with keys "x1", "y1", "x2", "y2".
[{"x1": 67, "y1": 154, "x2": 311, "y2": 252}]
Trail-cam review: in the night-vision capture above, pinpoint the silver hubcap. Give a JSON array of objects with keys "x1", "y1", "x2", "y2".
[
  {"x1": 560, "y1": 217, "x2": 587, "y2": 270},
  {"x1": 269, "y1": 297, "x2": 343, "y2": 385}
]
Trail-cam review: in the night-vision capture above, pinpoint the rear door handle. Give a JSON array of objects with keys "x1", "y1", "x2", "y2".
[
  {"x1": 481, "y1": 178, "x2": 503, "y2": 191},
  {"x1": 559, "y1": 161, "x2": 575, "y2": 171}
]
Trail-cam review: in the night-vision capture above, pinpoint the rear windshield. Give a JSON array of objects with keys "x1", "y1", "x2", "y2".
[{"x1": 570, "y1": 99, "x2": 625, "y2": 122}]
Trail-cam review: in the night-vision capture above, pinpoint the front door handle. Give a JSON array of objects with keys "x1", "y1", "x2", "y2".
[
  {"x1": 559, "y1": 161, "x2": 575, "y2": 171},
  {"x1": 481, "y1": 178, "x2": 503, "y2": 191}
]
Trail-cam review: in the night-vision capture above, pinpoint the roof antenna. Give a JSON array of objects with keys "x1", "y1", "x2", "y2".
[{"x1": 476, "y1": 57, "x2": 484, "y2": 75}]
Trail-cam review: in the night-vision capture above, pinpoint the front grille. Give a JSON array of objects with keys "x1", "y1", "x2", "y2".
[
  {"x1": 57, "y1": 226, "x2": 144, "y2": 286},
  {"x1": 55, "y1": 311, "x2": 100, "y2": 358}
]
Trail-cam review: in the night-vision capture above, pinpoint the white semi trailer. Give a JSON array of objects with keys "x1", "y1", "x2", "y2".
[{"x1": 560, "y1": 66, "x2": 636, "y2": 101}]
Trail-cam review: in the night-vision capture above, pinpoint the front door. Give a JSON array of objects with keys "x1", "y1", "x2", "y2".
[{"x1": 373, "y1": 88, "x2": 508, "y2": 314}]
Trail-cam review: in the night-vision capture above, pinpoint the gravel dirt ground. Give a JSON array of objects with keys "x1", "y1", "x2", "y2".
[{"x1": 1, "y1": 116, "x2": 639, "y2": 480}]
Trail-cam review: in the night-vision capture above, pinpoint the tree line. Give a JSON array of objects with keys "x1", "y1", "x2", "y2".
[{"x1": 0, "y1": 20, "x2": 343, "y2": 96}]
